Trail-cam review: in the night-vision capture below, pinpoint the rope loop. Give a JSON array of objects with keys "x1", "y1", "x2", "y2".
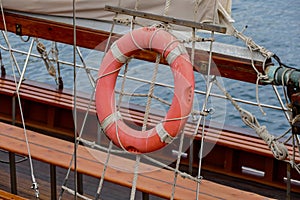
[
  {"x1": 36, "y1": 41, "x2": 57, "y2": 77},
  {"x1": 270, "y1": 141, "x2": 289, "y2": 161}
]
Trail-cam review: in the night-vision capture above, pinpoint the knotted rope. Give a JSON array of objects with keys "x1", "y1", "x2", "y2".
[{"x1": 215, "y1": 79, "x2": 289, "y2": 161}]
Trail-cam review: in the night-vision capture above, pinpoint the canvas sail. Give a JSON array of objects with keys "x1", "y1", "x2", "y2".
[{"x1": 2, "y1": 0, "x2": 233, "y2": 31}]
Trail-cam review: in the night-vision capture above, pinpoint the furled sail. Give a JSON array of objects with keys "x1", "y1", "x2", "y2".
[{"x1": 2, "y1": 0, "x2": 233, "y2": 31}]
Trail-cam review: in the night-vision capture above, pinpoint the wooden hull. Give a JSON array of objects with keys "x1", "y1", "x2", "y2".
[{"x1": 0, "y1": 76, "x2": 299, "y2": 195}]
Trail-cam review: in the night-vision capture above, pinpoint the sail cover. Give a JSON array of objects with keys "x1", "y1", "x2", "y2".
[{"x1": 2, "y1": 0, "x2": 232, "y2": 28}]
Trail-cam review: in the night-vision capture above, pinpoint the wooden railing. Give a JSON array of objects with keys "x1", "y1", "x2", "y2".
[
  {"x1": 0, "y1": 76, "x2": 300, "y2": 194},
  {"x1": 0, "y1": 122, "x2": 272, "y2": 199}
]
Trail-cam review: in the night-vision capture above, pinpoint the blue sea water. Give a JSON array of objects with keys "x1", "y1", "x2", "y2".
[{"x1": 0, "y1": 0, "x2": 299, "y2": 137}]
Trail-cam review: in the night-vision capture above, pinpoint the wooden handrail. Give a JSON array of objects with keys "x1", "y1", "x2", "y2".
[
  {"x1": 0, "y1": 189, "x2": 28, "y2": 200},
  {"x1": 1, "y1": 76, "x2": 300, "y2": 193},
  {"x1": 0, "y1": 11, "x2": 269, "y2": 84},
  {"x1": 0, "y1": 122, "x2": 270, "y2": 200}
]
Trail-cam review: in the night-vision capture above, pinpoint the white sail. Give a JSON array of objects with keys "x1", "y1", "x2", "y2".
[{"x1": 2, "y1": 0, "x2": 233, "y2": 28}]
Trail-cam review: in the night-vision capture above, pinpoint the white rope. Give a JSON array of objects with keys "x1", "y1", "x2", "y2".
[
  {"x1": 76, "y1": 47, "x2": 95, "y2": 88},
  {"x1": 170, "y1": 129, "x2": 185, "y2": 200},
  {"x1": 195, "y1": 28, "x2": 216, "y2": 200},
  {"x1": 143, "y1": 53, "x2": 160, "y2": 131},
  {"x1": 214, "y1": 80, "x2": 289, "y2": 161},
  {"x1": 115, "y1": 90, "x2": 172, "y2": 106},
  {"x1": 246, "y1": 37, "x2": 268, "y2": 116},
  {"x1": 129, "y1": 20, "x2": 145, "y2": 51},
  {"x1": 61, "y1": 186, "x2": 92, "y2": 200},
  {"x1": 95, "y1": 141, "x2": 113, "y2": 200},
  {"x1": 233, "y1": 26, "x2": 276, "y2": 116},
  {"x1": 0, "y1": 1, "x2": 40, "y2": 198},
  {"x1": 72, "y1": 0, "x2": 79, "y2": 199},
  {"x1": 59, "y1": 0, "x2": 79, "y2": 198},
  {"x1": 59, "y1": 89, "x2": 96, "y2": 199},
  {"x1": 163, "y1": 0, "x2": 172, "y2": 16},
  {"x1": 97, "y1": 66, "x2": 122, "y2": 80},
  {"x1": 130, "y1": 155, "x2": 141, "y2": 200},
  {"x1": 78, "y1": 137, "x2": 202, "y2": 183}
]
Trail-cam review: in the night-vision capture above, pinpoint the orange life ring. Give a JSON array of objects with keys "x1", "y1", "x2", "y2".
[{"x1": 95, "y1": 27, "x2": 194, "y2": 153}]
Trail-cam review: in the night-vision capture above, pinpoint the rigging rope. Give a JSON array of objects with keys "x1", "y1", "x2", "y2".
[
  {"x1": 72, "y1": 0, "x2": 78, "y2": 199},
  {"x1": 214, "y1": 79, "x2": 289, "y2": 161},
  {"x1": 195, "y1": 28, "x2": 216, "y2": 199},
  {"x1": 163, "y1": 0, "x2": 171, "y2": 16},
  {"x1": 170, "y1": 128, "x2": 186, "y2": 200},
  {"x1": 36, "y1": 39, "x2": 57, "y2": 77},
  {"x1": 0, "y1": 1, "x2": 40, "y2": 198}
]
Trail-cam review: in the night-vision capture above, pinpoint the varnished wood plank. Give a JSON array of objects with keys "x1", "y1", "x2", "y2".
[
  {"x1": 1, "y1": 77, "x2": 300, "y2": 193},
  {"x1": 0, "y1": 76, "x2": 298, "y2": 160},
  {"x1": 0, "y1": 189, "x2": 28, "y2": 200},
  {"x1": 0, "y1": 122, "x2": 271, "y2": 199},
  {"x1": 104, "y1": 5, "x2": 227, "y2": 33},
  {"x1": 0, "y1": 11, "x2": 267, "y2": 84}
]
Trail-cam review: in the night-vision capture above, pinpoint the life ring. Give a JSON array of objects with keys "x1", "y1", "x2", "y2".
[{"x1": 95, "y1": 27, "x2": 194, "y2": 153}]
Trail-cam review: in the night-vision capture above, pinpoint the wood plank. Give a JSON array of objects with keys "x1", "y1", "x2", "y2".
[
  {"x1": 1, "y1": 76, "x2": 300, "y2": 193},
  {"x1": 1, "y1": 76, "x2": 298, "y2": 161},
  {"x1": 0, "y1": 77, "x2": 281, "y2": 157},
  {"x1": 0, "y1": 11, "x2": 267, "y2": 84},
  {"x1": 0, "y1": 189, "x2": 28, "y2": 200},
  {"x1": 0, "y1": 122, "x2": 271, "y2": 200},
  {"x1": 104, "y1": 5, "x2": 226, "y2": 33}
]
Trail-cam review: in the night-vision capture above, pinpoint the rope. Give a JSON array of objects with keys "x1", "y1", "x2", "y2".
[
  {"x1": 129, "y1": 20, "x2": 145, "y2": 51},
  {"x1": 61, "y1": 186, "x2": 92, "y2": 200},
  {"x1": 272, "y1": 85, "x2": 291, "y2": 122},
  {"x1": 115, "y1": 90, "x2": 172, "y2": 106},
  {"x1": 163, "y1": 0, "x2": 172, "y2": 16},
  {"x1": 245, "y1": 37, "x2": 268, "y2": 115},
  {"x1": 76, "y1": 47, "x2": 95, "y2": 88},
  {"x1": 170, "y1": 129, "x2": 185, "y2": 200},
  {"x1": 59, "y1": 1, "x2": 79, "y2": 198},
  {"x1": 233, "y1": 26, "x2": 276, "y2": 116},
  {"x1": 95, "y1": 141, "x2": 113, "y2": 200},
  {"x1": 143, "y1": 53, "x2": 160, "y2": 131},
  {"x1": 36, "y1": 39, "x2": 57, "y2": 77},
  {"x1": 78, "y1": 137, "x2": 202, "y2": 183},
  {"x1": 195, "y1": 29, "x2": 216, "y2": 200},
  {"x1": 59, "y1": 64, "x2": 97, "y2": 200},
  {"x1": 0, "y1": 1, "x2": 40, "y2": 198},
  {"x1": 130, "y1": 155, "x2": 141, "y2": 200},
  {"x1": 255, "y1": 73, "x2": 267, "y2": 115},
  {"x1": 117, "y1": 63, "x2": 129, "y2": 109},
  {"x1": 72, "y1": 0, "x2": 78, "y2": 199},
  {"x1": 193, "y1": 0, "x2": 201, "y2": 21},
  {"x1": 214, "y1": 80, "x2": 289, "y2": 161},
  {"x1": 52, "y1": 42, "x2": 63, "y2": 88}
]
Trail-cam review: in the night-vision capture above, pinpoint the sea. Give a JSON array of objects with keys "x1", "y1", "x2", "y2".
[{"x1": 1, "y1": 0, "x2": 299, "y2": 137}]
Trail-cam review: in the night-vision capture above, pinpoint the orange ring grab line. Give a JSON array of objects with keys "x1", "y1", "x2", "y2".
[{"x1": 95, "y1": 27, "x2": 195, "y2": 153}]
